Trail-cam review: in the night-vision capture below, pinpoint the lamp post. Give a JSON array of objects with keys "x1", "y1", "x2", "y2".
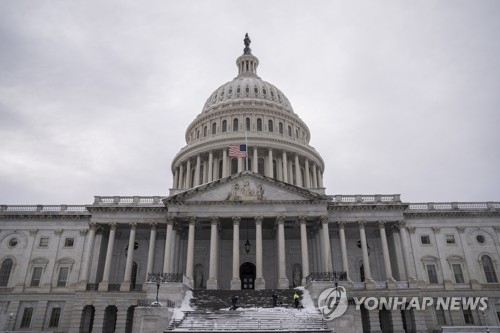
[
  {"x1": 148, "y1": 273, "x2": 167, "y2": 307},
  {"x1": 331, "y1": 271, "x2": 347, "y2": 288},
  {"x1": 481, "y1": 310, "x2": 490, "y2": 333},
  {"x1": 7, "y1": 312, "x2": 13, "y2": 332}
]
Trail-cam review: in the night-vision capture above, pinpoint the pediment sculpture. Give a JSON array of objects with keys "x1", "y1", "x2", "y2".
[{"x1": 226, "y1": 179, "x2": 265, "y2": 201}]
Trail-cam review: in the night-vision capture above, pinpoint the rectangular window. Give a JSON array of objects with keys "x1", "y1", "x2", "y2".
[
  {"x1": 64, "y1": 238, "x2": 74, "y2": 247},
  {"x1": 20, "y1": 307, "x2": 33, "y2": 328},
  {"x1": 452, "y1": 264, "x2": 465, "y2": 283},
  {"x1": 426, "y1": 264, "x2": 438, "y2": 284},
  {"x1": 39, "y1": 237, "x2": 49, "y2": 247},
  {"x1": 421, "y1": 235, "x2": 431, "y2": 245},
  {"x1": 57, "y1": 267, "x2": 69, "y2": 287},
  {"x1": 463, "y1": 309, "x2": 474, "y2": 324},
  {"x1": 445, "y1": 234, "x2": 456, "y2": 244},
  {"x1": 31, "y1": 267, "x2": 43, "y2": 287},
  {"x1": 434, "y1": 304, "x2": 447, "y2": 325},
  {"x1": 48, "y1": 307, "x2": 61, "y2": 327}
]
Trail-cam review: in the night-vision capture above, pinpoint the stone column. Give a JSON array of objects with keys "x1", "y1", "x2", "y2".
[
  {"x1": 185, "y1": 159, "x2": 192, "y2": 188},
  {"x1": 320, "y1": 216, "x2": 333, "y2": 272},
  {"x1": 173, "y1": 169, "x2": 179, "y2": 190},
  {"x1": 202, "y1": 161, "x2": 208, "y2": 183},
  {"x1": 238, "y1": 156, "x2": 244, "y2": 173},
  {"x1": 98, "y1": 223, "x2": 117, "y2": 291},
  {"x1": 121, "y1": 222, "x2": 137, "y2": 291},
  {"x1": 79, "y1": 222, "x2": 97, "y2": 287},
  {"x1": 299, "y1": 216, "x2": 310, "y2": 285},
  {"x1": 253, "y1": 147, "x2": 258, "y2": 172},
  {"x1": 277, "y1": 215, "x2": 289, "y2": 289},
  {"x1": 163, "y1": 217, "x2": 175, "y2": 273},
  {"x1": 194, "y1": 155, "x2": 201, "y2": 186},
  {"x1": 178, "y1": 163, "x2": 184, "y2": 189},
  {"x1": 222, "y1": 148, "x2": 228, "y2": 177},
  {"x1": 304, "y1": 159, "x2": 311, "y2": 188},
  {"x1": 312, "y1": 164, "x2": 318, "y2": 188},
  {"x1": 358, "y1": 221, "x2": 373, "y2": 286},
  {"x1": 379, "y1": 221, "x2": 396, "y2": 287},
  {"x1": 231, "y1": 216, "x2": 241, "y2": 290},
  {"x1": 268, "y1": 149, "x2": 273, "y2": 178},
  {"x1": 207, "y1": 217, "x2": 219, "y2": 290},
  {"x1": 398, "y1": 221, "x2": 415, "y2": 282},
  {"x1": 255, "y1": 216, "x2": 265, "y2": 290},
  {"x1": 282, "y1": 151, "x2": 288, "y2": 182},
  {"x1": 185, "y1": 217, "x2": 196, "y2": 287},
  {"x1": 169, "y1": 226, "x2": 178, "y2": 273},
  {"x1": 338, "y1": 221, "x2": 350, "y2": 280},
  {"x1": 295, "y1": 154, "x2": 303, "y2": 187},
  {"x1": 146, "y1": 223, "x2": 157, "y2": 278},
  {"x1": 208, "y1": 151, "x2": 213, "y2": 182}
]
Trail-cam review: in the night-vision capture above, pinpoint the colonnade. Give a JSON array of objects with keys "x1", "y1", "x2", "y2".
[
  {"x1": 173, "y1": 147, "x2": 324, "y2": 190},
  {"x1": 78, "y1": 218, "x2": 415, "y2": 291}
]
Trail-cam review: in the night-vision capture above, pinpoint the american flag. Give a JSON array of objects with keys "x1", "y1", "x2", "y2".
[{"x1": 228, "y1": 144, "x2": 247, "y2": 157}]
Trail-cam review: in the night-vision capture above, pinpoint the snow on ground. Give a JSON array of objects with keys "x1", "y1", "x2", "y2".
[
  {"x1": 295, "y1": 286, "x2": 318, "y2": 313},
  {"x1": 172, "y1": 290, "x2": 195, "y2": 320}
]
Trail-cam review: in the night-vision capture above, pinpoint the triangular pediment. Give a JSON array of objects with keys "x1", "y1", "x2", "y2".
[{"x1": 164, "y1": 171, "x2": 329, "y2": 204}]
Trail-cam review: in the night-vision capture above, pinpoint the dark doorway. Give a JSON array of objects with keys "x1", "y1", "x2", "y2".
[
  {"x1": 240, "y1": 262, "x2": 256, "y2": 289},
  {"x1": 79, "y1": 305, "x2": 95, "y2": 333}
]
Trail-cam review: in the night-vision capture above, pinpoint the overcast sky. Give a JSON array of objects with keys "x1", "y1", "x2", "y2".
[{"x1": 1, "y1": 1, "x2": 499, "y2": 205}]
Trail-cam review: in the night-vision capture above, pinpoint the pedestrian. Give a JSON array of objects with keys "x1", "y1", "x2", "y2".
[
  {"x1": 231, "y1": 295, "x2": 238, "y2": 310},
  {"x1": 272, "y1": 291, "x2": 278, "y2": 307},
  {"x1": 293, "y1": 291, "x2": 300, "y2": 309}
]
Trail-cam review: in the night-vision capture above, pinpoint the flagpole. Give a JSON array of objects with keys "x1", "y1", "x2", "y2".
[{"x1": 245, "y1": 116, "x2": 249, "y2": 171}]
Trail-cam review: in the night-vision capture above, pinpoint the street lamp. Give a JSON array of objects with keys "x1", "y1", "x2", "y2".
[
  {"x1": 7, "y1": 312, "x2": 13, "y2": 332},
  {"x1": 331, "y1": 271, "x2": 347, "y2": 288},
  {"x1": 148, "y1": 273, "x2": 167, "y2": 307}
]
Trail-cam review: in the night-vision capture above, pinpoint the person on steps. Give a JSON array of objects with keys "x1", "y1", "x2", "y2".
[{"x1": 293, "y1": 292, "x2": 300, "y2": 309}]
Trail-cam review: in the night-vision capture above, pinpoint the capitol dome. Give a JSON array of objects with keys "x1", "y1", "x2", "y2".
[{"x1": 171, "y1": 34, "x2": 325, "y2": 194}]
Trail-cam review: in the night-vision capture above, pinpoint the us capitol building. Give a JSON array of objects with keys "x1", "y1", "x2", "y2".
[{"x1": 1, "y1": 35, "x2": 499, "y2": 333}]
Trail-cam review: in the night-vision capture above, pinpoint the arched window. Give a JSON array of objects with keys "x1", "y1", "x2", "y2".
[
  {"x1": 279, "y1": 122, "x2": 283, "y2": 134},
  {"x1": 482, "y1": 255, "x2": 498, "y2": 283},
  {"x1": 257, "y1": 118, "x2": 262, "y2": 131},
  {"x1": 231, "y1": 159, "x2": 238, "y2": 175},
  {"x1": 0, "y1": 258, "x2": 13, "y2": 286},
  {"x1": 233, "y1": 118, "x2": 239, "y2": 131},
  {"x1": 212, "y1": 123, "x2": 216, "y2": 135},
  {"x1": 203, "y1": 126, "x2": 208, "y2": 137},
  {"x1": 258, "y1": 158, "x2": 265, "y2": 175},
  {"x1": 222, "y1": 120, "x2": 227, "y2": 132},
  {"x1": 246, "y1": 118, "x2": 251, "y2": 131},
  {"x1": 268, "y1": 120, "x2": 273, "y2": 132},
  {"x1": 288, "y1": 126, "x2": 292, "y2": 136}
]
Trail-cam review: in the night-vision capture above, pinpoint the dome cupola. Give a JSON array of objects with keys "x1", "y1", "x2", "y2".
[{"x1": 170, "y1": 34, "x2": 325, "y2": 195}]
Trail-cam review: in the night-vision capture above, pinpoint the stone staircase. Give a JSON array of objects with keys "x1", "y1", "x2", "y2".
[{"x1": 166, "y1": 289, "x2": 332, "y2": 333}]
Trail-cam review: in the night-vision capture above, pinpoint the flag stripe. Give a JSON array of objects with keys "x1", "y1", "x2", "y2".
[{"x1": 228, "y1": 144, "x2": 248, "y2": 157}]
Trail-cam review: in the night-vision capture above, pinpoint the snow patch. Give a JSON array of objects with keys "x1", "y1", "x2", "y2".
[{"x1": 172, "y1": 290, "x2": 195, "y2": 320}]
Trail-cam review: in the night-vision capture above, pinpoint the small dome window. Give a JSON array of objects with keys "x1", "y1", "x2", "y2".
[{"x1": 9, "y1": 238, "x2": 18, "y2": 248}]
